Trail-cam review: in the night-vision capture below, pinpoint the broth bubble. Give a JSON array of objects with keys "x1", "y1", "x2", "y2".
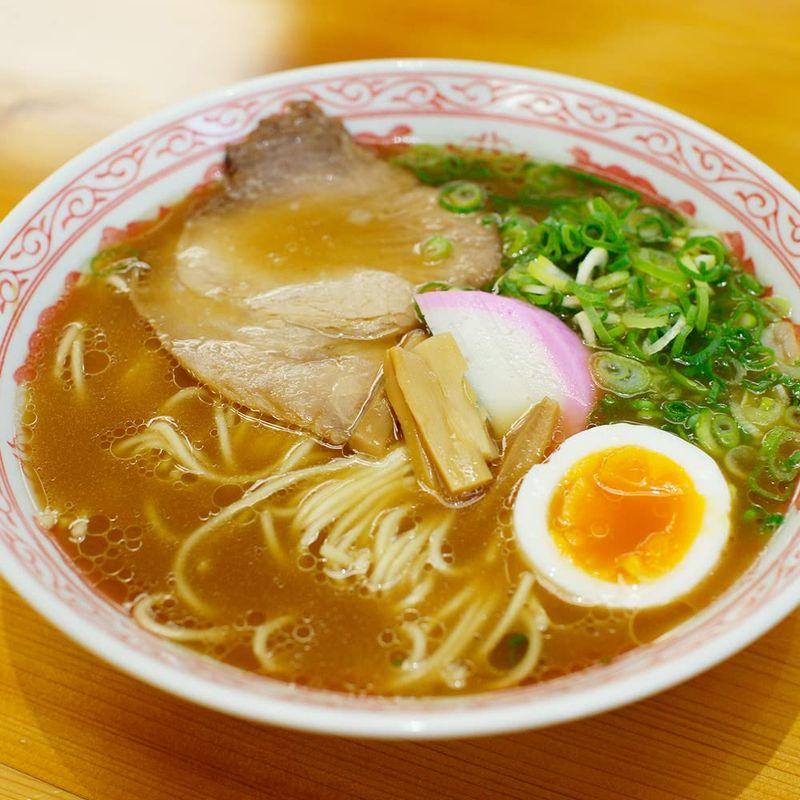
[
  {"x1": 297, "y1": 553, "x2": 317, "y2": 572},
  {"x1": 378, "y1": 628, "x2": 398, "y2": 647}
]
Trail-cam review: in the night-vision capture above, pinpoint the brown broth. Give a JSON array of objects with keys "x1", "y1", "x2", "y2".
[{"x1": 16, "y1": 194, "x2": 768, "y2": 697}]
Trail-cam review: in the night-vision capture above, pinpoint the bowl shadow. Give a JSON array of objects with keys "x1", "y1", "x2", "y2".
[{"x1": 3, "y1": 585, "x2": 799, "y2": 800}]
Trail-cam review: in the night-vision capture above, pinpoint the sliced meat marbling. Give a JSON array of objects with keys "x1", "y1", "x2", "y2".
[{"x1": 130, "y1": 102, "x2": 500, "y2": 444}]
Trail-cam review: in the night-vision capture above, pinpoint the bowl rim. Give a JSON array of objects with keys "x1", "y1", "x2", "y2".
[{"x1": 2, "y1": 57, "x2": 799, "y2": 739}]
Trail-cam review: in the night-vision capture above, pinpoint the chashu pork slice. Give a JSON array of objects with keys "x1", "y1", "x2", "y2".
[{"x1": 130, "y1": 102, "x2": 500, "y2": 444}]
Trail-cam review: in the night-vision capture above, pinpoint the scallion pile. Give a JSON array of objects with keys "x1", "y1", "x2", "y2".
[{"x1": 396, "y1": 144, "x2": 800, "y2": 530}]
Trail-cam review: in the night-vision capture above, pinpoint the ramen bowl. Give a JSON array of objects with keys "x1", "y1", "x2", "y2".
[{"x1": 1, "y1": 59, "x2": 799, "y2": 739}]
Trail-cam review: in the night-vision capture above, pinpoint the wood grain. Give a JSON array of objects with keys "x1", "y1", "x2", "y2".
[
  {"x1": 0, "y1": 764, "x2": 86, "y2": 800},
  {"x1": 1, "y1": 1, "x2": 800, "y2": 798}
]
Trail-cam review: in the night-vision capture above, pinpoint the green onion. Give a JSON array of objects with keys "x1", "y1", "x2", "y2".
[
  {"x1": 607, "y1": 253, "x2": 632, "y2": 273},
  {"x1": 416, "y1": 281, "x2": 453, "y2": 294},
  {"x1": 490, "y1": 153, "x2": 527, "y2": 179},
  {"x1": 507, "y1": 633, "x2": 529, "y2": 664},
  {"x1": 643, "y1": 316, "x2": 687, "y2": 356},
  {"x1": 662, "y1": 399, "x2": 696, "y2": 423},
  {"x1": 695, "y1": 409, "x2": 723, "y2": 456},
  {"x1": 438, "y1": 181, "x2": 486, "y2": 214},
  {"x1": 694, "y1": 281, "x2": 710, "y2": 331},
  {"x1": 528, "y1": 255, "x2": 571, "y2": 290},
  {"x1": 736, "y1": 391, "x2": 785, "y2": 429},
  {"x1": 742, "y1": 504, "x2": 784, "y2": 531},
  {"x1": 631, "y1": 248, "x2": 687, "y2": 286},
  {"x1": 631, "y1": 398, "x2": 661, "y2": 421},
  {"x1": 736, "y1": 272, "x2": 765, "y2": 297},
  {"x1": 90, "y1": 244, "x2": 139, "y2": 277},
  {"x1": 741, "y1": 345, "x2": 775, "y2": 372},
  {"x1": 394, "y1": 144, "x2": 464, "y2": 184},
  {"x1": 593, "y1": 270, "x2": 630, "y2": 291},
  {"x1": 765, "y1": 296, "x2": 792, "y2": 317},
  {"x1": 636, "y1": 215, "x2": 672, "y2": 243},
  {"x1": 607, "y1": 323, "x2": 626, "y2": 339},
  {"x1": 573, "y1": 311, "x2": 596, "y2": 346},
  {"x1": 621, "y1": 310, "x2": 669, "y2": 329},
  {"x1": 760, "y1": 427, "x2": 800, "y2": 482},
  {"x1": 763, "y1": 513, "x2": 785, "y2": 529},
  {"x1": 564, "y1": 167, "x2": 641, "y2": 199},
  {"x1": 668, "y1": 368, "x2": 708, "y2": 394},
  {"x1": 498, "y1": 215, "x2": 535, "y2": 258},
  {"x1": 724, "y1": 445, "x2": 759, "y2": 480},
  {"x1": 783, "y1": 406, "x2": 800, "y2": 429},
  {"x1": 677, "y1": 236, "x2": 728, "y2": 283},
  {"x1": 670, "y1": 321, "x2": 694, "y2": 357},
  {"x1": 711, "y1": 413, "x2": 740, "y2": 449},
  {"x1": 524, "y1": 162, "x2": 573, "y2": 193},
  {"x1": 520, "y1": 284, "x2": 554, "y2": 306},
  {"x1": 741, "y1": 313, "x2": 759, "y2": 329},
  {"x1": 743, "y1": 506, "x2": 761, "y2": 523},
  {"x1": 472, "y1": 144, "x2": 800, "y2": 534},
  {"x1": 591, "y1": 352, "x2": 650, "y2": 396},
  {"x1": 419, "y1": 235, "x2": 453, "y2": 262},
  {"x1": 561, "y1": 223, "x2": 584, "y2": 255},
  {"x1": 582, "y1": 304, "x2": 614, "y2": 345},
  {"x1": 748, "y1": 466, "x2": 792, "y2": 501}
]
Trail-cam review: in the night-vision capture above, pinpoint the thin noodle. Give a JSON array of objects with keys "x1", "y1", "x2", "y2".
[
  {"x1": 252, "y1": 615, "x2": 293, "y2": 669},
  {"x1": 489, "y1": 608, "x2": 545, "y2": 689},
  {"x1": 394, "y1": 596, "x2": 497, "y2": 687},
  {"x1": 159, "y1": 386, "x2": 205, "y2": 415},
  {"x1": 275, "y1": 439, "x2": 317, "y2": 473},
  {"x1": 323, "y1": 548, "x2": 370, "y2": 579},
  {"x1": 369, "y1": 526, "x2": 425, "y2": 590},
  {"x1": 435, "y1": 584, "x2": 478, "y2": 622},
  {"x1": 259, "y1": 510, "x2": 283, "y2": 562},
  {"x1": 402, "y1": 622, "x2": 428, "y2": 662},
  {"x1": 214, "y1": 404, "x2": 236, "y2": 469},
  {"x1": 53, "y1": 321, "x2": 84, "y2": 379},
  {"x1": 114, "y1": 419, "x2": 206, "y2": 472},
  {"x1": 324, "y1": 470, "x2": 413, "y2": 547},
  {"x1": 69, "y1": 336, "x2": 86, "y2": 396},
  {"x1": 478, "y1": 572, "x2": 536, "y2": 658},
  {"x1": 133, "y1": 593, "x2": 230, "y2": 643},
  {"x1": 396, "y1": 575, "x2": 435, "y2": 608},
  {"x1": 115, "y1": 417, "x2": 305, "y2": 484},
  {"x1": 387, "y1": 529, "x2": 431, "y2": 583},
  {"x1": 294, "y1": 449, "x2": 406, "y2": 529},
  {"x1": 370, "y1": 506, "x2": 409, "y2": 560},
  {"x1": 173, "y1": 456, "x2": 360, "y2": 613},
  {"x1": 326, "y1": 482, "x2": 415, "y2": 555},
  {"x1": 320, "y1": 540, "x2": 364, "y2": 566},
  {"x1": 405, "y1": 549, "x2": 430, "y2": 583},
  {"x1": 295, "y1": 474, "x2": 382, "y2": 547},
  {"x1": 292, "y1": 477, "x2": 352, "y2": 529},
  {"x1": 627, "y1": 611, "x2": 646, "y2": 646},
  {"x1": 426, "y1": 512, "x2": 456, "y2": 573}
]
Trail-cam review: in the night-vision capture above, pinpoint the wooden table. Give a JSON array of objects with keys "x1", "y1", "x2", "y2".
[{"x1": 1, "y1": 2, "x2": 799, "y2": 797}]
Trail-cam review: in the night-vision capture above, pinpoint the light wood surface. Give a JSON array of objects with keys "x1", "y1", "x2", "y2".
[{"x1": 1, "y1": 1, "x2": 800, "y2": 798}]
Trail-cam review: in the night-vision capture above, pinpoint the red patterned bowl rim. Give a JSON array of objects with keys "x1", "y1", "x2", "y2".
[{"x1": 1, "y1": 59, "x2": 799, "y2": 739}]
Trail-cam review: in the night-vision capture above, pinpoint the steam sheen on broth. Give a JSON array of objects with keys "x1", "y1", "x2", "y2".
[{"x1": 16, "y1": 106, "x2": 800, "y2": 696}]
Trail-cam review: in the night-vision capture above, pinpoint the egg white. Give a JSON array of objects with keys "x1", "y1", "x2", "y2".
[{"x1": 513, "y1": 423, "x2": 732, "y2": 609}]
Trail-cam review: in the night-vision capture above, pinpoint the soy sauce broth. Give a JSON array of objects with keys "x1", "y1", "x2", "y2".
[{"x1": 15, "y1": 148, "x2": 782, "y2": 696}]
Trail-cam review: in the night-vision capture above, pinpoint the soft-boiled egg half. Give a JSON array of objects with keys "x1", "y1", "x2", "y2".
[{"x1": 513, "y1": 423, "x2": 732, "y2": 609}]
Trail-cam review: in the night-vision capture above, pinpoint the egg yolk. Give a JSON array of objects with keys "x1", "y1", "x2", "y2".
[{"x1": 547, "y1": 445, "x2": 705, "y2": 583}]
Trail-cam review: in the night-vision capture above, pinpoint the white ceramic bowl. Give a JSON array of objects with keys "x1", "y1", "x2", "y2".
[{"x1": 1, "y1": 59, "x2": 799, "y2": 739}]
